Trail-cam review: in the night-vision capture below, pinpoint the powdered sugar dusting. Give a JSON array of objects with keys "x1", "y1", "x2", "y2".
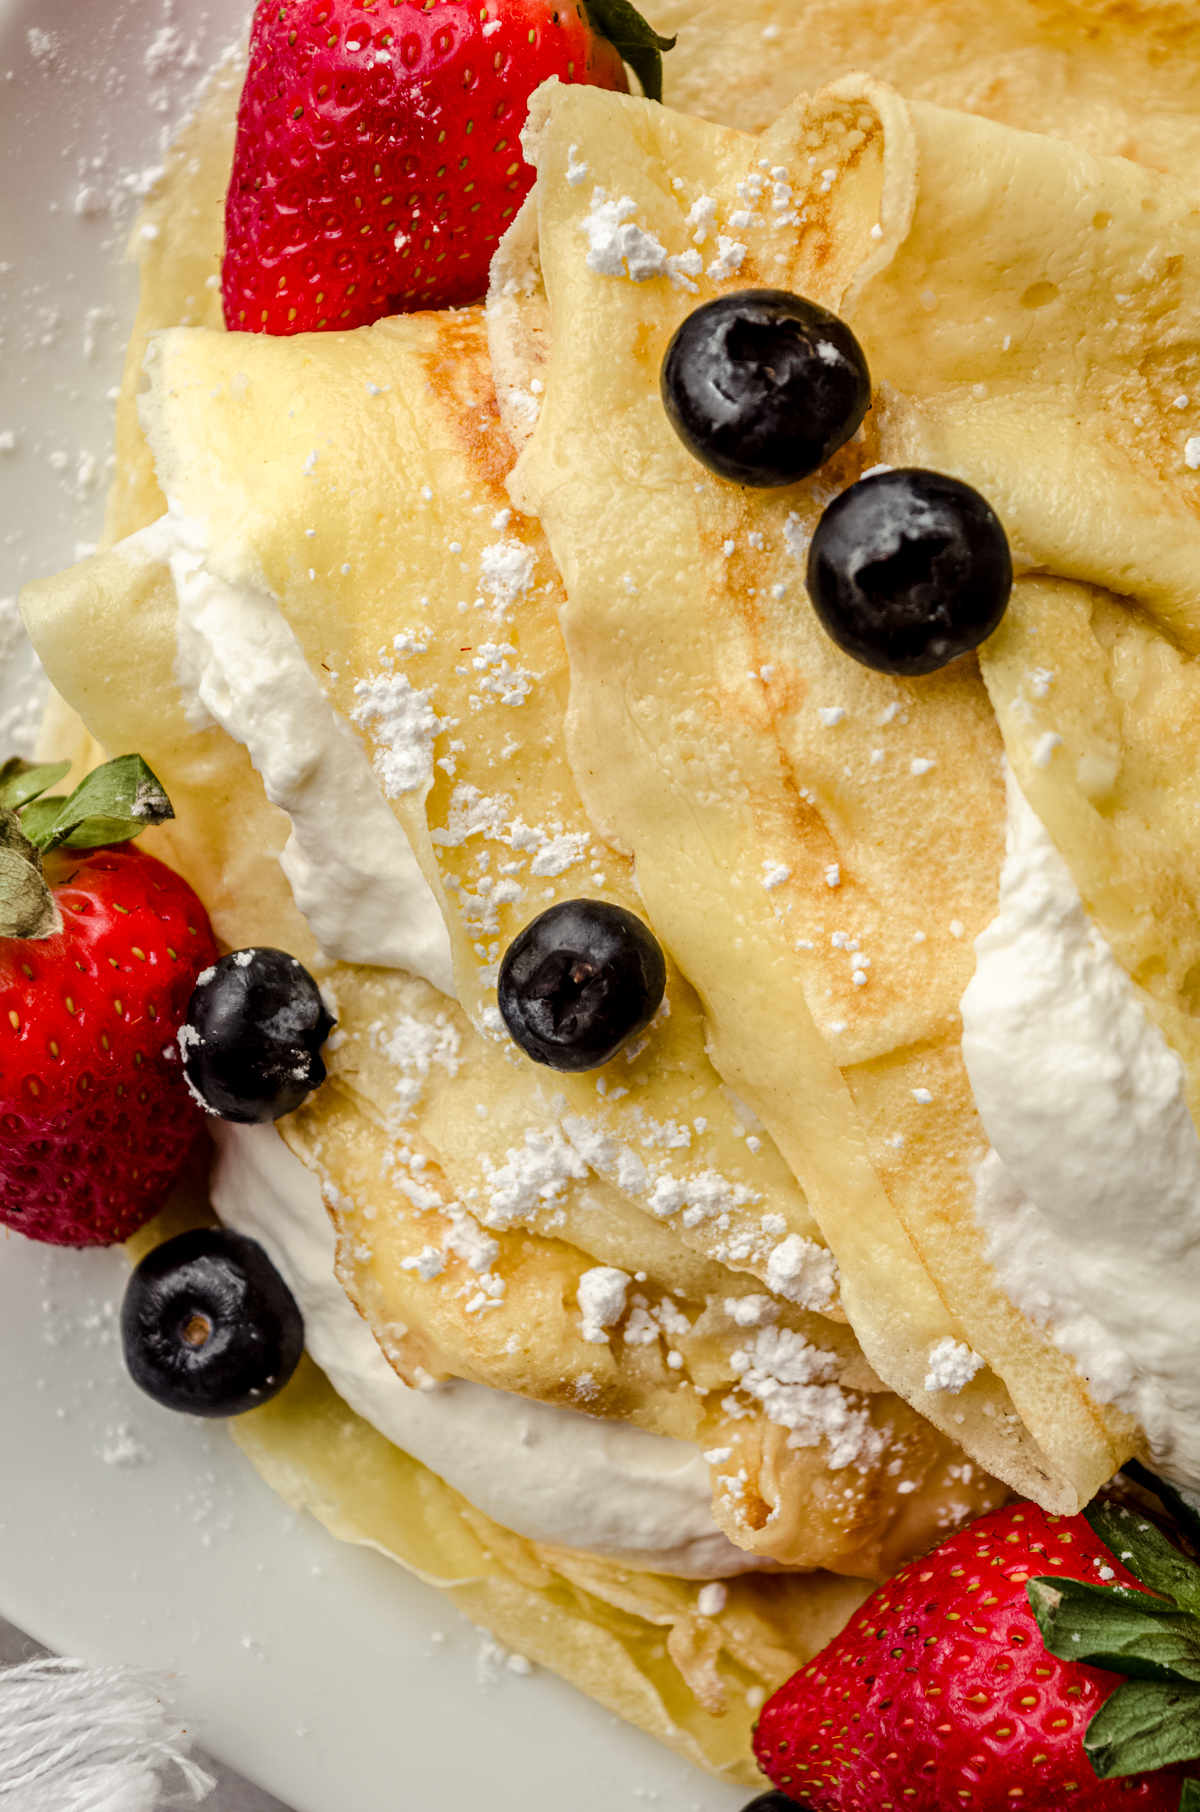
[
  {"x1": 479, "y1": 1129, "x2": 588, "y2": 1229},
  {"x1": 924, "y1": 1336, "x2": 985, "y2": 1394},
  {"x1": 646, "y1": 1168, "x2": 761, "y2": 1229},
  {"x1": 728, "y1": 1327, "x2": 883, "y2": 1470},
  {"x1": 370, "y1": 1011, "x2": 461, "y2": 1120},
  {"x1": 765, "y1": 1232, "x2": 838, "y2": 1311},
  {"x1": 479, "y1": 540, "x2": 535, "y2": 619},
  {"x1": 350, "y1": 671, "x2": 443, "y2": 796},
  {"x1": 577, "y1": 1266, "x2": 631, "y2": 1343},
  {"x1": 706, "y1": 235, "x2": 747, "y2": 282},
  {"x1": 579, "y1": 188, "x2": 703, "y2": 293}
]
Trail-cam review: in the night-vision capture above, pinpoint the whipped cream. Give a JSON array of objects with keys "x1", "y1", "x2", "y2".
[
  {"x1": 137, "y1": 506, "x2": 455, "y2": 995},
  {"x1": 961, "y1": 770, "x2": 1200, "y2": 1487},
  {"x1": 212, "y1": 1120, "x2": 764, "y2": 1578}
]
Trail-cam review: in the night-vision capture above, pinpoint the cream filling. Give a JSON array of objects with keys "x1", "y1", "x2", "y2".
[
  {"x1": 961, "y1": 769, "x2": 1200, "y2": 1489},
  {"x1": 212, "y1": 1121, "x2": 762, "y2": 1579},
  {"x1": 142, "y1": 504, "x2": 455, "y2": 995}
]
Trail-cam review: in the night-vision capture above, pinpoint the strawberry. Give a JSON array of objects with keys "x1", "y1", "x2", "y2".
[
  {"x1": 754, "y1": 1483, "x2": 1200, "y2": 1812},
  {"x1": 0, "y1": 754, "x2": 218, "y2": 1246},
  {"x1": 221, "y1": 0, "x2": 672, "y2": 333}
]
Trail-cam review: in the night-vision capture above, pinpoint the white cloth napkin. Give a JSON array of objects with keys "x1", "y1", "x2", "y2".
[{"x1": 0, "y1": 1657, "x2": 214, "y2": 1810}]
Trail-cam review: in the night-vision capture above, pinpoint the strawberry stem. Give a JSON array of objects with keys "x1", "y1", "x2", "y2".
[
  {"x1": 19, "y1": 753, "x2": 174, "y2": 852},
  {"x1": 0, "y1": 757, "x2": 70, "y2": 813},
  {"x1": 0, "y1": 808, "x2": 59, "y2": 940},
  {"x1": 0, "y1": 753, "x2": 176, "y2": 941},
  {"x1": 582, "y1": 0, "x2": 675, "y2": 103}
]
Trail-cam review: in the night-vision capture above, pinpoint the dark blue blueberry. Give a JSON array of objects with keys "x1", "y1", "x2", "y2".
[
  {"x1": 660, "y1": 289, "x2": 871, "y2": 487},
  {"x1": 806, "y1": 467, "x2": 1012, "y2": 675},
  {"x1": 121, "y1": 1227, "x2": 304, "y2": 1417},
  {"x1": 739, "y1": 1795, "x2": 811, "y2": 1812},
  {"x1": 498, "y1": 900, "x2": 667, "y2": 1071},
  {"x1": 181, "y1": 947, "x2": 334, "y2": 1124}
]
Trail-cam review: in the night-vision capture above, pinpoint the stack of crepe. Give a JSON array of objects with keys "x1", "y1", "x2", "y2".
[{"x1": 21, "y1": 0, "x2": 1200, "y2": 1779}]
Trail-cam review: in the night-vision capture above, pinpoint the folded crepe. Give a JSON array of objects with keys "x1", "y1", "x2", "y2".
[{"x1": 21, "y1": 0, "x2": 1200, "y2": 1778}]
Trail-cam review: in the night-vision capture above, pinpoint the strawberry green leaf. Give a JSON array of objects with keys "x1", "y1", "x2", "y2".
[
  {"x1": 1085, "y1": 1502, "x2": 1200, "y2": 1619},
  {"x1": 21, "y1": 754, "x2": 174, "y2": 851},
  {"x1": 1179, "y1": 1779, "x2": 1200, "y2": 1809},
  {"x1": 0, "y1": 807, "x2": 59, "y2": 940},
  {"x1": 583, "y1": 0, "x2": 675, "y2": 103},
  {"x1": 17, "y1": 797, "x2": 67, "y2": 846},
  {"x1": 1084, "y1": 1677, "x2": 1200, "y2": 1778},
  {"x1": 1027, "y1": 1574, "x2": 1200, "y2": 1683},
  {"x1": 1123, "y1": 1459, "x2": 1200, "y2": 1556},
  {"x1": 0, "y1": 757, "x2": 71, "y2": 812}
]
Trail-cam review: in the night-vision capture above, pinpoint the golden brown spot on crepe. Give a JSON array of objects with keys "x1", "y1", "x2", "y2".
[
  {"x1": 631, "y1": 319, "x2": 657, "y2": 367},
  {"x1": 418, "y1": 304, "x2": 516, "y2": 499}
]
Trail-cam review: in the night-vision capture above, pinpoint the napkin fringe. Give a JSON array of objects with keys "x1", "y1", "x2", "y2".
[{"x1": 0, "y1": 1656, "x2": 214, "y2": 1810}]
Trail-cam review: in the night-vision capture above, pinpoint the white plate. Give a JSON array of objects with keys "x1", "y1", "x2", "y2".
[{"x1": 0, "y1": 4, "x2": 753, "y2": 1806}]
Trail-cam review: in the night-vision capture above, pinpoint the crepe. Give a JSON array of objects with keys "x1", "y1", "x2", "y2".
[
  {"x1": 653, "y1": 0, "x2": 1200, "y2": 177},
  {"x1": 21, "y1": 0, "x2": 1200, "y2": 1777},
  {"x1": 29, "y1": 288, "x2": 1005, "y2": 1574}
]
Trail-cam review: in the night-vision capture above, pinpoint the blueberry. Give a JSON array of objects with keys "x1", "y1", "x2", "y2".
[
  {"x1": 660, "y1": 289, "x2": 871, "y2": 487},
  {"x1": 121, "y1": 1227, "x2": 304, "y2": 1417},
  {"x1": 806, "y1": 467, "x2": 1012, "y2": 676},
  {"x1": 739, "y1": 1796, "x2": 811, "y2": 1812},
  {"x1": 498, "y1": 901, "x2": 667, "y2": 1071},
  {"x1": 181, "y1": 948, "x2": 334, "y2": 1124}
]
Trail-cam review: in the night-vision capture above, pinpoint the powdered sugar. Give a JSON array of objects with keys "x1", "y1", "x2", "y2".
[
  {"x1": 510, "y1": 819, "x2": 590, "y2": 876},
  {"x1": 729, "y1": 1327, "x2": 883, "y2": 1470},
  {"x1": 400, "y1": 1244, "x2": 446, "y2": 1281},
  {"x1": 370, "y1": 1011, "x2": 461, "y2": 1119},
  {"x1": 782, "y1": 510, "x2": 810, "y2": 563},
  {"x1": 470, "y1": 640, "x2": 534, "y2": 707},
  {"x1": 432, "y1": 787, "x2": 591, "y2": 884},
  {"x1": 765, "y1": 1232, "x2": 838, "y2": 1311},
  {"x1": 577, "y1": 1266, "x2": 631, "y2": 1343},
  {"x1": 479, "y1": 539, "x2": 536, "y2": 618},
  {"x1": 924, "y1": 1336, "x2": 985, "y2": 1394},
  {"x1": 579, "y1": 188, "x2": 703, "y2": 292},
  {"x1": 479, "y1": 1128, "x2": 588, "y2": 1229},
  {"x1": 350, "y1": 671, "x2": 443, "y2": 796},
  {"x1": 100, "y1": 1423, "x2": 154, "y2": 1467},
  {"x1": 696, "y1": 1581, "x2": 727, "y2": 1616},
  {"x1": 685, "y1": 195, "x2": 717, "y2": 245},
  {"x1": 706, "y1": 236, "x2": 747, "y2": 282},
  {"x1": 646, "y1": 1168, "x2": 761, "y2": 1229},
  {"x1": 725, "y1": 1294, "x2": 777, "y2": 1329},
  {"x1": 623, "y1": 1293, "x2": 691, "y2": 1349},
  {"x1": 431, "y1": 782, "x2": 513, "y2": 848},
  {"x1": 442, "y1": 1204, "x2": 501, "y2": 1278}
]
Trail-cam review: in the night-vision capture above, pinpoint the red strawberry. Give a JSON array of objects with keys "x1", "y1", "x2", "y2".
[
  {"x1": 754, "y1": 1499, "x2": 1200, "y2": 1811},
  {"x1": 221, "y1": 0, "x2": 670, "y2": 333},
  {"x1": 0, "y1": 757, "x2": 219, "y2": 1246}
]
